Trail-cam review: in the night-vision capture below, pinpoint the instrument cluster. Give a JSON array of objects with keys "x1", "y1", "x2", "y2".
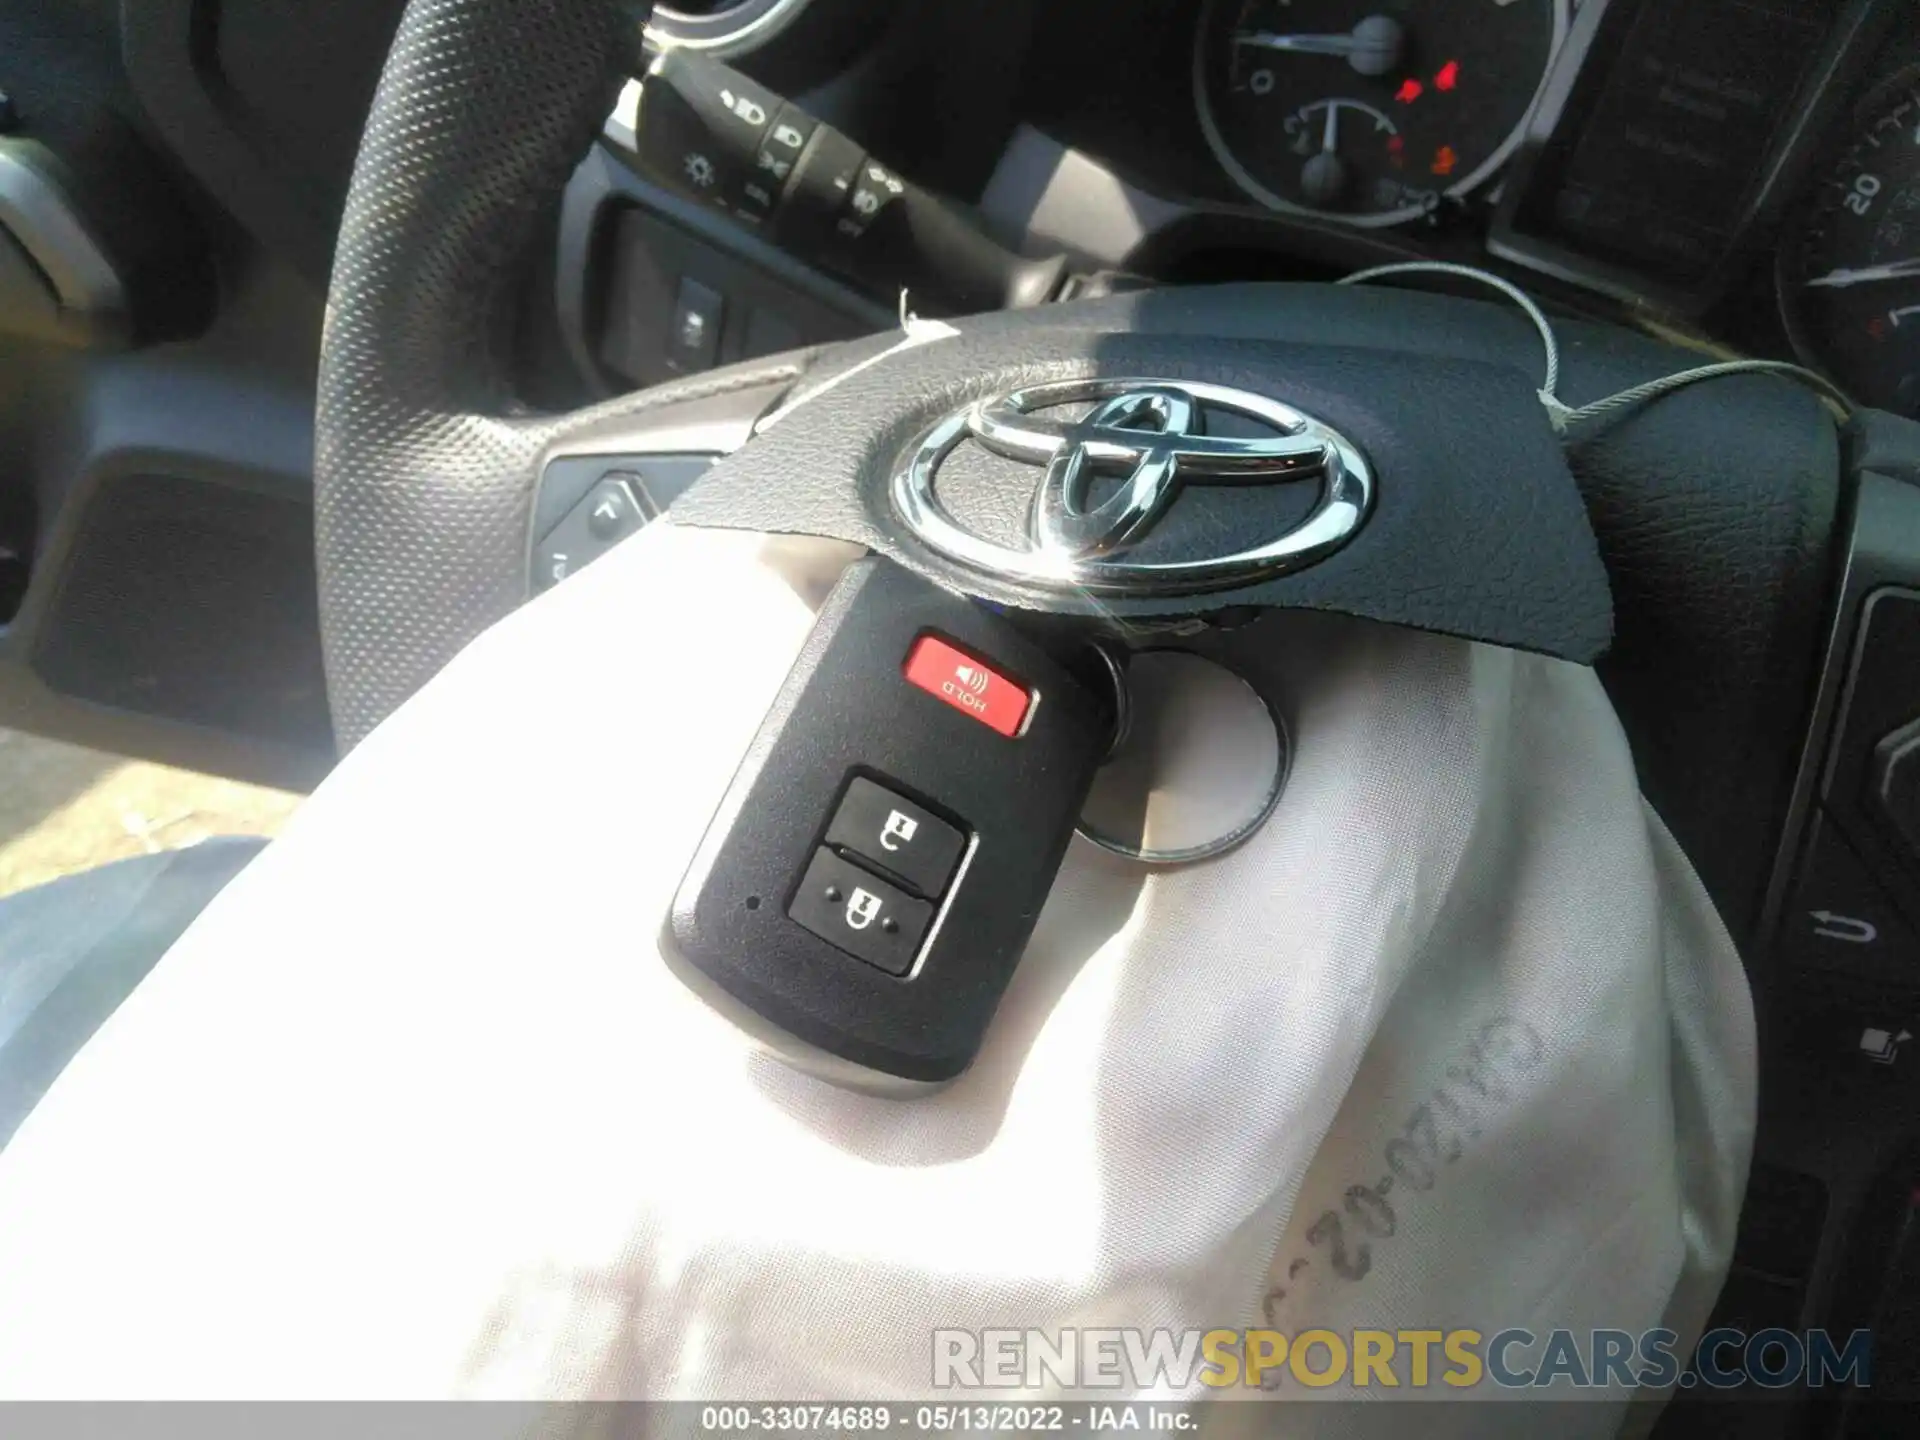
[
  {"x1": 1780, "y1": 70, "x2": 1920, "y2": 417},
  {"x1": 1193, "y1": 0, "x2": 1569, "y2": 227},
  {"x1": 1172, "y1": 0, "x2": 1920, "y2": 418}
]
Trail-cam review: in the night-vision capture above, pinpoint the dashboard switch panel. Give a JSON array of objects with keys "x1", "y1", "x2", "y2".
[
  {"x1": 595, "y1": 207, "x2": 871, "y2": 387},
  {"x1": 663, "y1": 557, "x2": 1112, "y2": 1088},
  {"x1": 667, "y1": 277, "x2": 725, "y2": 373}
]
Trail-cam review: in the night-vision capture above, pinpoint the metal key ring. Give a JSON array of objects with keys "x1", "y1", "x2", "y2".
[
  {"x1": 1074, "y1": 645, "x2": 1291, "y2": 866},
  {"x1": 1089, "y1": 639, "x2": 1133, "y2": 762}
]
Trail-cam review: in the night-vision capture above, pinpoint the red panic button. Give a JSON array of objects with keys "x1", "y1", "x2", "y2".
[{"x1": 903, "y1": 635, "x2": 1030, "y2": 737}]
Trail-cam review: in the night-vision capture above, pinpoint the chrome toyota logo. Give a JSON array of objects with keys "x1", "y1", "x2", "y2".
[{"x1": 891, "y1": 378, "x2": 1373, "y2": 596}]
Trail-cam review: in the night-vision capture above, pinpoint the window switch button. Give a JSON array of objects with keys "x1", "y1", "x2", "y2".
[{"x1": 825, "y1": 777, "x2": 966, "y2": 897}]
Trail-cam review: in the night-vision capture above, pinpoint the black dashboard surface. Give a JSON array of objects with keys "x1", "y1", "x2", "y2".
[{"x1": 107, "y1": 0, "x2": 1920, "y2": 415}]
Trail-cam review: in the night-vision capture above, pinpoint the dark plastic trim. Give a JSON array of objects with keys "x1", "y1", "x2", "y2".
[
  {"x1": 559, "y1": 135, "x2": 891, "y2": 397},
  {"x1": 1759, "y1": 468, "x2": 1920, "y2": 949},
  {"x1": 120, "y1": 0, "x2": 349, "y2": 280}
]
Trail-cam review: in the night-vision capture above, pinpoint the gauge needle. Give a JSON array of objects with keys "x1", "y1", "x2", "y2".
[
  {"x1": 1301, "y1": 103, "x2": 1348, "y2": 207},
  {"x1": 1804, "y1": 258, "x2": 1920, "y2": 289},
  {"x1": 1235, "y1": 16, "x2": 1405, "y2": 77},
  {"x1": 1237, "y1": 31, "x2": 1363, "y2": 55}
]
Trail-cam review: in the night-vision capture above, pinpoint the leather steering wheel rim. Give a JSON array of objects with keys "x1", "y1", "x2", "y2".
[{"x1": 317, "y1": 0, "x2": 650, "y2": 748}]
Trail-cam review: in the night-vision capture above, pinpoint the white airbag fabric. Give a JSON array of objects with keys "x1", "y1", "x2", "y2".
[{"x1": 0, "y1": 521, "x2": 1754, "y2": 1433}]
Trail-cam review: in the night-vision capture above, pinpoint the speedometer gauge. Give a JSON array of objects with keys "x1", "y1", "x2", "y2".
[
  {"x1": 1784, "y1": 79, "x2": 1920, "y2": 418},
  {"x1": 1194, "y1": 0, "x2": 1568, "y2": 226}
]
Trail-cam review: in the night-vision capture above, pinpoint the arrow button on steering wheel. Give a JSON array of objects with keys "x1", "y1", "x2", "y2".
[{"x1": 1779, "y1": 813, "x2": 1920, "y2": 983}]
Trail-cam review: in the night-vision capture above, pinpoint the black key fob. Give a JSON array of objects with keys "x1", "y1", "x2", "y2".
[{"x1": 663, "y1": 556, "x2": 1113, "y2": 1091}]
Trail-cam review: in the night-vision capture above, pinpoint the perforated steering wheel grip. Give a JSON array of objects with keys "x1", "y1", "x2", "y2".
[{"x1": 316, "y1": 0, "x2": 648, "y2": 748}]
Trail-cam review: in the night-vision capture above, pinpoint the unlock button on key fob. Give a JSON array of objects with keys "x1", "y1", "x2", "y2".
[
  {"x1": 789, "y1": 848, "x2": 932, "y2": 976},
  {"x1": 825, "y1": 777, "x2": 964, "y2": 897}
]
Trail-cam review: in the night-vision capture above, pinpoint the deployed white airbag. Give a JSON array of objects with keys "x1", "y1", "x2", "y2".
[{"x1": 0, "y1": 521, "x2": 1754, "y2": 1433}]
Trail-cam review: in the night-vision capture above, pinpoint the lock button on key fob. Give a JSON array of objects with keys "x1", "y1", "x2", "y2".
[
  {"x1": 663, "y1": 557, "x2": 1112, "y2": 1089},
  {"x1": 789, "y1": 847, "x2": 932, "y2": 975}
]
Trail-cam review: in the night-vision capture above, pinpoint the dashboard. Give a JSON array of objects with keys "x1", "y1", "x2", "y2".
[
  {"x1": 72, "y1": 0, "x2": 1920, "y2": 421},
  {"x1": 1008, "y1": 0, "x2": 1920, "y2": 418}
]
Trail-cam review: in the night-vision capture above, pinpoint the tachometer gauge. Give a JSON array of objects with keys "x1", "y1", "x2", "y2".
[
  {"x1": 1194, "y1": 0, "x2": 1568, "y2": 226},
  {"x1": 1784, "y1": 80, "x2": 1920, "y2": 418}
]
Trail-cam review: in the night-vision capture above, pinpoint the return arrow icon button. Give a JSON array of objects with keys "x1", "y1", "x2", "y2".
[{"x1": 1811, "y1": 911, "x2": 1880, "y2": 945}]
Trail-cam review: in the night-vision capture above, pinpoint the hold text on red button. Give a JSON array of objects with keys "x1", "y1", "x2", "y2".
[{"x1": 903, "y1": 636, "x2": 1030, "y2": 737}]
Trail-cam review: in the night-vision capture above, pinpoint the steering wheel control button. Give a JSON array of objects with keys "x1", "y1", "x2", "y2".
[
  {"x1": 825, "y1": 777, "x2": 966, "y2": 898},
  {"x1": 1873, "y1": 719, "x2": 1920, "y2": 868},
  {"x1": 584, "y1": 479, "x2": 640, "y2": 539},
  {"x1": 788, "y1": 848, "x2": 932, "y2": 976},
  {"x1": 664, "y1": 557, "x2": 1112, "y2": 1087},
  {"x1": 903, "y1": 635, "x2": 1030, "y2": 737},
  {"x1": 1823, "y1": 591, "x2": 1920, "y2": 878},
  {"x1": 533, "y1": 477, "x2": 649, "y2": 592},
  {"x1": 666, "y1": 277, "x2": 725, "y2": 374},
  {"x1": 534, "y1": 455, "x2": 715, "y2": 546},
  {"x1": 1778, "y1": 814, "x2": 1920, "y2": 984}
]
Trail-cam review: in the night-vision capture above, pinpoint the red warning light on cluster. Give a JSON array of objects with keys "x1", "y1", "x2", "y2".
[
  {"x1": 1434, "y1": 60, "x2": 1461, "y2": 92},
  {"x1": 1395, "y1": 78, "x2": 1424, "y2": 104},
  {"x1": 1430, "y1": 145, "x2": 1459, "y2": 177}
]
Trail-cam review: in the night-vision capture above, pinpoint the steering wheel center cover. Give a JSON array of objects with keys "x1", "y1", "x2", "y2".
[
  {"x1": 674, "y1": 319, "x2": 1613, "y2": 659},
  {"x1": 893, "y1": 377, "x2": 1376, "y2": 597}
]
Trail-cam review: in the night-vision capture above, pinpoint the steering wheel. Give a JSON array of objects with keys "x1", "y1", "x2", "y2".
[{"x1": 315, "y1": 0, "x2": 1846, "y2": 946}]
